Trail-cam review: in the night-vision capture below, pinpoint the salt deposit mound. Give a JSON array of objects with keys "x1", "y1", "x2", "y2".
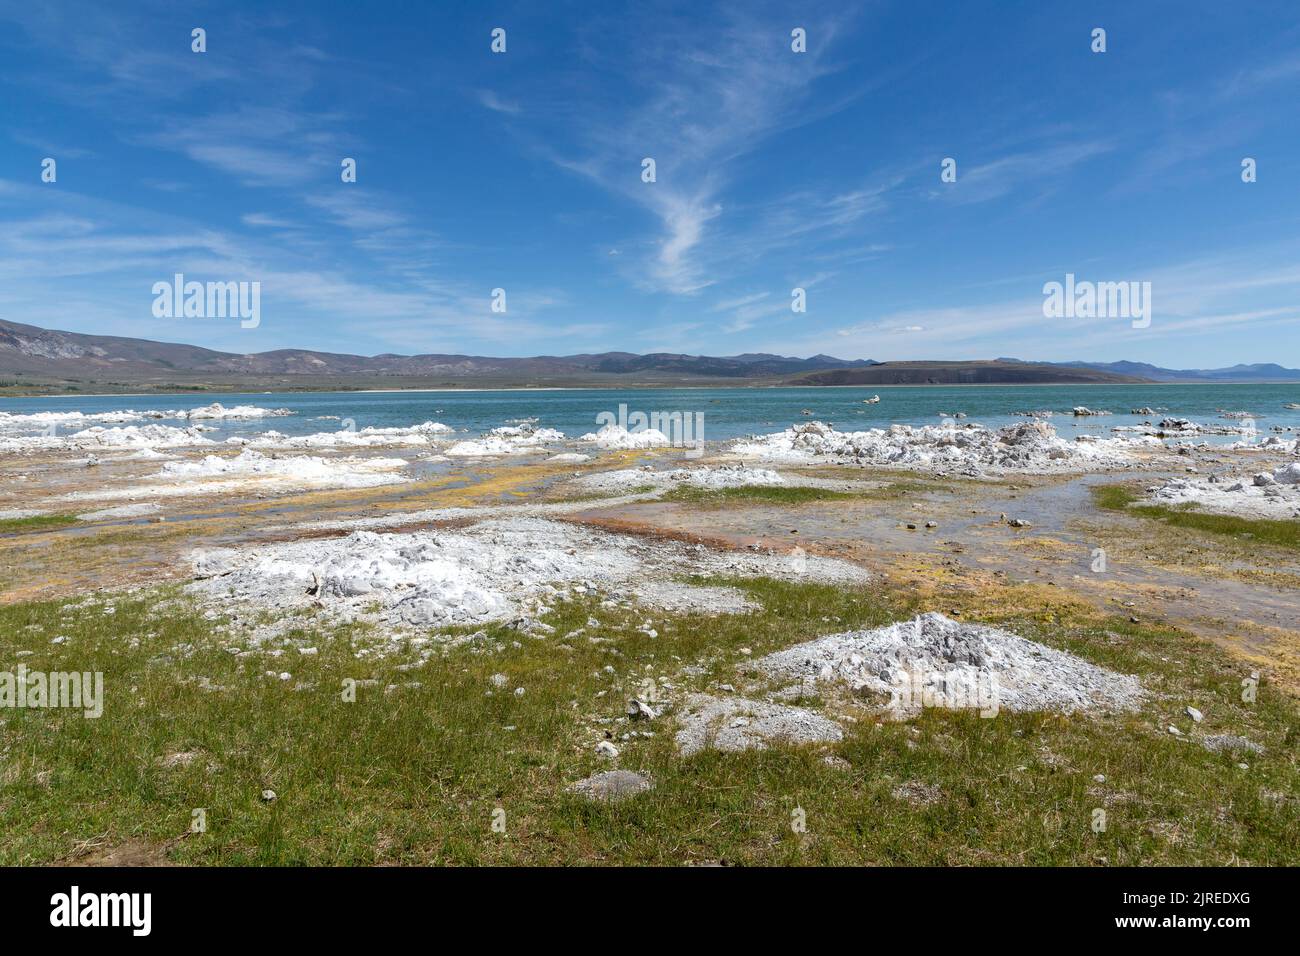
[
  {"x1": 238, "y1": 421, "x2": 453, "y2": 449},
  {"x1": 158, "y1": 449, "x2": 407, "y2": 487},
  {"x1": 187, "y1": 516, "x2": 869, "y2": 633},
  {"x1": 731, "y1": 420, "x2": 1154, "y2": 475},
  {"x1": 0, "y1": 423, "x2": 217, "y2": 452},
  {"x1": 444, "y1": 424, "x2": 565, "y2": 456},
  {"x1": 178, "y1": 402, "x2": 290, "y2": 420},
  {"x1": 579, "y1": 424, "x2": 672, "y2": 449},
  {"x1": 57, "y1": 449, "x2": 409, "y2": 501},
  {"x1": 1145, "y1": 462, "x2": 1300, "y2": 519},
  {"x1": 0, "y1": 409, "x2": 143, "y2": 430},
  {"x1": 0, "y1": 403, "x2": 288, "y2": 434},
  {"x1": 754, "y1": 612, "x2": 1144, "y2": 716}
]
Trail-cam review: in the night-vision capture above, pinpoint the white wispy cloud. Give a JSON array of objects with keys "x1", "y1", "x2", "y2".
[
  {"x1": 241, "y1": 213, "x2": 297, "y2": 229},
  {"x1": 932, "y1": 141, "x2": 1114, "y2": 206},
  {"x1": 477, "y1": 89, "x2": 521, "y2": 115},
  {"x1": 531, "y1": 10, "x2": 862, "y2": 295}
]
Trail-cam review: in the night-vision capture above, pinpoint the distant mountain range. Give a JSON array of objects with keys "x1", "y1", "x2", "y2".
[
  {"x1": 2, "y1": 319, "x2": 1297, "y2": 394},
  {"x1": 793, "y1": 361, "x2": 1146, "y2": 386},
  {"x1": 1048, "y1": 360, "x2": 1300, "y2": 384}
]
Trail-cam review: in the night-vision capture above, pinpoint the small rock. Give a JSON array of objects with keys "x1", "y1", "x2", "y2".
[
  {"x1": 1201, "y1": 734, "x2": 1264, "y2": 755},
  {"x1": 626, "y1": 698, "x2": 658, "y2": 721},
  {"x1": 1093, "y1": 774, "x2": 1106, "y2": 783},
  {"x1": 595, "y1": 741, "x2": 619, "y2": 759},
  {"x1": 260, "y1": 789, "x2": 277, "y2": 803},
  {"x1": 568, "y1": 769, "x2": 653, "y2": 802},
  {"x1": 1167, "y1": 725, "x2": 1183, "y2": 736},
  {"x1": 1186, "y1": 705, "x2": 1203, "y2": 723}
]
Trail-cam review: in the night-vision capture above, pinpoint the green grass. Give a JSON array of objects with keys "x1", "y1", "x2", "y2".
[
  {"x1": 1, "y1": 575, "x2": 1296, "y2": 866},
  {"x1": 1092, "y1": 484, "x2": 1300, "y2": 552},
  {"x1": 662, "y1": 485, "x2": 860, "y2": 505},
  {"x1": 0, "y1": 513, "x2": 78, "y2": 534},
  {"x1": 662, "y1": 480, "x2": 940, "y2": 507}
]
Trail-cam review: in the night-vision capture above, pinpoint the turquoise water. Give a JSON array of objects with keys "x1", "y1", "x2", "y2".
[{"x1": 2, "y1": 384, "x2": 1298, "y2": 445}]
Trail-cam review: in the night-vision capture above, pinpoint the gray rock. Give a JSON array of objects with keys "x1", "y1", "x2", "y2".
[
  {"x1": 626, "y1": 698, "x2": 658, "y2": 721},
  {"x1": 568, "y1": 769, "x2": 653, "y2": 802},
  {"x1": 674, "y1": 693, "x2": 843, "y2": 756},
  {"x1": 1186, "y1": 705, "x2": 1203, "y2": 723},
  {"x1": 1201, "y1": 734, "x2": 1264, "y2": 755}
]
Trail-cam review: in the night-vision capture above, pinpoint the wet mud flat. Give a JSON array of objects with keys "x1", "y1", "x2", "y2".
[{"x1": 3, "y1": 439, "x2": 1297, "y2": 693}]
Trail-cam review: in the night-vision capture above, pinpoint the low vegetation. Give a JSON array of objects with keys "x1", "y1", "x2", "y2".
[
  {"x1": 1092, "y1": 484, "x2": 1300, "y2": 552},
  {"x1": 2, "y1": 573, "x2": 1295, "y2": 866},
  {"x1": 662, "y1": 479, "x2": 943, "y2": 507},
  {"x1": 0, "y1": 514, "x2": 78, "y2": 534}
]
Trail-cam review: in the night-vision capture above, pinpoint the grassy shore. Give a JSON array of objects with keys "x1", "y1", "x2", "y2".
[
  {"x1": 2, "y1": 572, "x2": 1295, "y2": 866},
  {"x1": 1092, "y1": 485, "x2": 1300, "y2": 552},
  {"x1": 0, "y1": 514, "x2": 78, "y2": 534}
]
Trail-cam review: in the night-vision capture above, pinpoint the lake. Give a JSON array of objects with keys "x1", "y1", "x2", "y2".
[{"x1": 2, "y1": 383, "x2": 1297, "y2": 446}]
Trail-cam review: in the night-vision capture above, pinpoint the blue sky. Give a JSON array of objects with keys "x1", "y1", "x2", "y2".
[{"x1": 1, "y1": 0, "x2": 1298, "y2": 366}]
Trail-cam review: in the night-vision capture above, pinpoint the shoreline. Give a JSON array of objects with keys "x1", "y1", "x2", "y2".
[{"x1": 4, "y1": 379, "x2": 1299, "y2": 402}]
